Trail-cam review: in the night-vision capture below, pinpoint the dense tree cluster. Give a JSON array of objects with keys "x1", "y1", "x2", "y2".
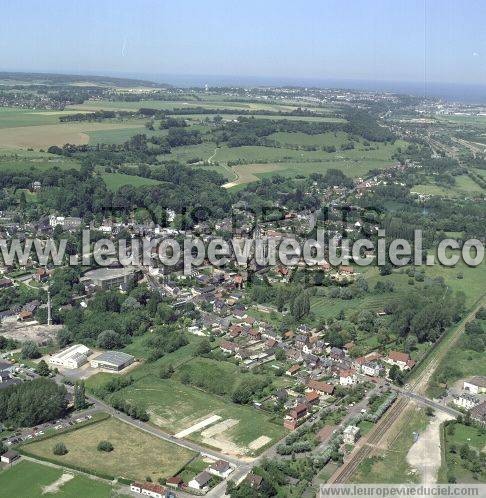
[{"x1": 0, "y1": 378, "x2": 67, "y2": 428}]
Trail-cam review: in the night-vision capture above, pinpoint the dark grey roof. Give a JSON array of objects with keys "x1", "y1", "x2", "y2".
[
  {"x1": 195, "y1": 471, "x2": 212, "y2": 485},
  {"x1": 92, "y1": 351, "x2": 134, "y2": 367}
]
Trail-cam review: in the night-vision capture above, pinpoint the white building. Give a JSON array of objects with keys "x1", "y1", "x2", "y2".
[
  {"x1": 453, "y1": 393, "x2": 480, "y2": 411},
  {"x1": 361, "y1": 362, "x2": 382, "y2": 377},
  {"x1": 340, "y1": 369, "x2": 358, "y2": 386},
  {"x1": 463, "y1": 377, "x2": 486, "y2": 395},
  {"x1": 384, "y1": 351, "x2": 416, "y2": 371},
  {"x1": 343, "y1": 425, "x2": 360, "y2": 444},
  {"x1": 188, "y1": 471, "x2": 212, "y2": 490},
  {"x1": 130, "y1": 482, "x2": 166, "y2": 498},
  {"x1": 49, "y1": 215, "x2": 82, "y2": 230},
  {"x1": 48, "y1": 344, "x2": 91, "y2": 369},
  {"x1": 208, "y1": 459, "x2": 233, "y2": 478}
]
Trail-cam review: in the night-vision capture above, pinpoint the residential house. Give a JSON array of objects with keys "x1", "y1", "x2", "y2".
[
  {"x1": 208, "y1": 459, "x2": 233, "y2": 478},
  {"x1": 232, "y1": 308, "x2": 247, "y2": 320},
  {"x1": 385, "y1": 351, "x2": 416, "y2": 371},
  {"x1": 188, "y1": 471, "x2": 212, "y2": 491},
  {"x1": 340, "y1": 369, "x2": 358, "y2": 386},
  {"x1": 34, "y1": 267, "x2": 49, "y2": 282},
  {"x1": 284, "y1": 403, "x2": 308, "y2": 430},
  {"x1": 305, "y1": 390, "x2": 320, "y2": 406},
  {"x1": 330, "y1": 347, "x2": 345, "y2": 363},
  {"x1": 286, "y1": 364, "x2": 301, "y2": 376},
  {"x1": 166, "y1": 477, "x2": 183, "y2": 489},
  {"x1": 220, "y1": 341, "x2": 239, "y2": 354},
  {"x1": 312, "y1": 340, "x2": 327, "y2": 354},
  {"x1": 471, "y1": 401, "x2": 486, "y2": 426},
  {"x1": 0, "y1": 450, "x2": 19, "y2": 464},
  {"x1": 303, "y1": 353, "x2": 320, "y2": 369},
  {"x1": 266, "y1": 338, "x2": 278, "y2": 349},
  {"x1": 307, "y1": 380, "x2": 335, "y2": 395},
  {"x1": 229, "y1": 325, "x2": 243, "y2": 338},
  {"x1": 339, "y1": 265, "x2": 355, "y2": 275},
  {"x1": 361, "y1": 362, "x2": 383, "y2": 377},
  {"x1": 248, "y1": 329, "x2": 261, "y2": 341},
  {"x1": 343, "y1": 425, "x2": 360, "y2": 444},
  {"x1": 130, "y1": 482, "x2": 167, "y2": 498},
  {"x1": 246, "y1": 474, "x2": 263, "y2": 490},
  {"x1": 0, "y1": 278, "x2": 13, "y2": 289}
]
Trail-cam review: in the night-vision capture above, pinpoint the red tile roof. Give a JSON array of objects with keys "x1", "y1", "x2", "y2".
[{"x1": 307, "y1": 380, "x2": 335, "y2": 394}]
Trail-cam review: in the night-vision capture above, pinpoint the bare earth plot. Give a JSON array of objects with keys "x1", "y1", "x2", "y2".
[
  {"x1": 406, "y1": 411, "x2": 454, "y2": 484},
  {"x1": 0, "y1": 122, "x2": 144, "y2": 149}
]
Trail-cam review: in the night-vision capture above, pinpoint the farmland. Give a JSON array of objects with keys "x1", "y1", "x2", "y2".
[
  {"x1": 0, "y1": 460, "x2": 121, "y2": 498},
  {"x1": 24, "y1": 417, "x2": 196, "y2": 481},
  {"x1": 0, "y1": 95, "x2": 403, "y2": 192},
  {"x1": 66, "y1": 98, "x2": 330, "y2": 114},
  {"x1": 0, "y1": 121, "x2": 145, "y2": 149}
]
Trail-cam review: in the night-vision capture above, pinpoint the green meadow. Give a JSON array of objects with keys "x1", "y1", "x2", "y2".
[{"x1": 0, "y1": 460, "x2": 120, "y2": 498}]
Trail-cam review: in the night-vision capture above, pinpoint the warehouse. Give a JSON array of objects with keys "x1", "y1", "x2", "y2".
[
  {"x1": 80, "y1": 267, "x2": 138, "y2": 291},
  {"x1": 90, "y1": 351, "x2": 135, "y2": 371},
  {"x1": 48, "y1": 344, "x2": 91, "y2": 369}
]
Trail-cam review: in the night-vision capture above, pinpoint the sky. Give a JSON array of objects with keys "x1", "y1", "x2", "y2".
[{"x1": 1, "y1": 0, "x2": 486, "y2": 86}]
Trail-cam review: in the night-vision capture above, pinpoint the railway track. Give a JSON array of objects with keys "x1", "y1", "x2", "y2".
[{"x1": 328, "y1": 295, "x2": 486, "y2": 484}]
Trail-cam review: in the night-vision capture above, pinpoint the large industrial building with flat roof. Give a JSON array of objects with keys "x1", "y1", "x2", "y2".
[
  {"x1": 48, "y1": 344, "x2": 91, "y2": 369},
  {"x1": 80, "y1": 267, "x2": 138, "y2": 291},
  {"x1": 90, "y1": 351, "x2": 135, "y2": 371}
]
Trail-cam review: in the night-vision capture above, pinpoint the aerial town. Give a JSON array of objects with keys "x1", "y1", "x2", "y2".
[{"x1": 0, "y1": 2, "x2": 485, "y2": 497}]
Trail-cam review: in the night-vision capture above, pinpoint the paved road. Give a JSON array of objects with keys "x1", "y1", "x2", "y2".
[{"x1": 392, "y1": 387, "x2": 462, "y2": 417}]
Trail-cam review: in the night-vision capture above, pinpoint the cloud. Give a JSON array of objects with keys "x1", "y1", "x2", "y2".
[{"x1": 472, "y1": 52, "x2": 480, "y2": 57}]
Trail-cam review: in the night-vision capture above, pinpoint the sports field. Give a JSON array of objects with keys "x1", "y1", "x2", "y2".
[
  {"x1": 0, "y1": 460, "x2": 120, "y2": 498},
  {"x1": 24, "y1": 417, "x2": 196, "y2": 481}
]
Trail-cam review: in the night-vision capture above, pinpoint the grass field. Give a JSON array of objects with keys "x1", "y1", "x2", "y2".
[
  {"x1": 0, "y1": 460, "x2": 120, "y2": 498},
  {"x1": 0, "y1": 108, "x2": 83, "y2": 128},
  {"x1": 0, "y1": 152, "x2": 79, "y2": 172},
  {"x1": 100, "y1": 172, "x2": 161, "y2": 190},
  {"x1": 440, "y1": 422, "x2": 486, "y2": 483},
  {"x1": 215, "y1": 139, "x2": 406, "y2": 187},
  {"x1": 85, "y1": 122, "x2": 153, "y2": 145},
  {"x1": 24, "y1": 417, "x2": 196, "y2": 481},
  {"x1": 412, "y1": 175, "x2": 484, "y2": 198},
  {"x1": 0, "y1": 121, "x2": 146, "y2": 149},
  {"x1": 268, "y1": 131, "x2": 353, "y2": 147},
  {"x1": 311, "y1": 257, "x2": 486, "y2": 322},
  {"x1": 112, "y1": 375, "x2": 285, "y2": 455},
  {"x1": 84, "y1": 336, "x2": 286, "y2": 456}
]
